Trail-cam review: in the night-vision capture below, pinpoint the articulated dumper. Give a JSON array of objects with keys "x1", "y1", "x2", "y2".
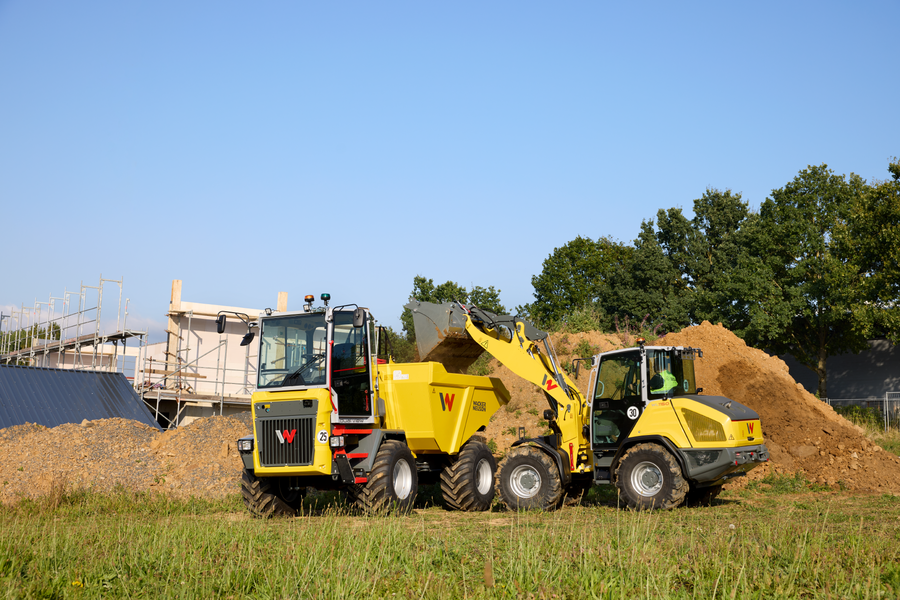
[
  {"x1": 227, "y1": 295, "x2": 509, "y2": 516},
  {"x1": 229, "y1": 296, "x2": 770, "y2": 516}
]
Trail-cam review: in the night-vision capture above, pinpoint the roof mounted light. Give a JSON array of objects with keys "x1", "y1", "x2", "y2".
[
  {"x1": 321, "y1": 293, "x2": 331, "y2": 307},
  {"x1": 304, "y1": 295, "x2": 314, "y2": 303},
  {"x1": 264, "y1": 308, "x2": 273, "y2": 316}
]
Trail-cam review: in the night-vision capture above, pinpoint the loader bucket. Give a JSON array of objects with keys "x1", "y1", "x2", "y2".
[{"x1": 404, "y1": 300, "x2": 485, "y2": 374}]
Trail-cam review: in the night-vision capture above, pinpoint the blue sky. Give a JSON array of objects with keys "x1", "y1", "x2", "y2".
[{"x1": 1, "y1": 1, "x2": 897, "y2": 342}]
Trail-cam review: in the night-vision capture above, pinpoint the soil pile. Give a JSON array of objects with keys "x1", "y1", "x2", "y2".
[
  {"x1": 0, "y1": 416, "x2": 249, "y2": 505},
  {"x1": 664, "y1": 322, "x2": 900, "y2": 493}
]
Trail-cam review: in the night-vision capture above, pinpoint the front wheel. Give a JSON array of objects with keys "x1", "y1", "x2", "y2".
[
  {"x1": 353, "y1": 440, "x2": 418, "y2": 515},
  {"x1": 615, "y1": 443, "x2": 688, "y2": 510},
  {"x1": 241, "y1": 470, "x2": 304, "y2": 518},
  {"x1": 496, "y1": 446, "x2": 562, "y2": 511}
]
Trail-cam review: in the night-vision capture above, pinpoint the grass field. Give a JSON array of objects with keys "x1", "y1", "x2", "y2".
[{"x1": 2, "y1": 476, "x2": 900, "y2": 599}]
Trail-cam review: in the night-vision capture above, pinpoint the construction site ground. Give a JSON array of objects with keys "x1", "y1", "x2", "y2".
[{"x1": 2, "y1": 322, "x2": 899, "y2": 506}]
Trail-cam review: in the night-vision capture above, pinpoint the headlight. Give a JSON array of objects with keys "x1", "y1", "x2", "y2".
[
  {"x1": 237, "y1": 439, "x2": 254, "y2": 452},
  {"x1": 329, "y1": 435, "x2": 345, "y2": 448}
]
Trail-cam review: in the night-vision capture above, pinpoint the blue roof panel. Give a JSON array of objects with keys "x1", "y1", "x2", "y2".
[{"x1": 0, "y1": 365, "x2": 161, "y2": 430}]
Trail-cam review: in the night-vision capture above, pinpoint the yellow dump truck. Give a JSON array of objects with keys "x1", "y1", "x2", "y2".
[
  {"x1": 225, "y1": 294, "x2": 509, "y2": 517},
  {"x1": 407, "y1": 301, "x2": 771, "y2": 510}
]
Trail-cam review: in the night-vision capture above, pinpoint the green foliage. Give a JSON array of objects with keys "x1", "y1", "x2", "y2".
[
  {"x1": 400, "y1": 275, "x2": 506, "y2": 342},
  {"x1": 738, "y1": 165, "x2": 873, "y2": 397},
  {"x1": 0, "y1": 323, "x2": 61, "y2": 354},
  {"x1": 486, "y1": 438, "x2": 497, "y2": 453},
  {"x1": 559, "y1": 304, "x2": 605, "y2": 333},
  {"x1": 834, "y1": 405, "x2": 884, "y2": 430},
  {"x1": 573, "y1": 338, "x2": 595, "y2": 361},
  {"x1": 525, "y1": 236, "x2": 630, "y2": 328},
  {"x1": 466, "y1": 352, "x2": 492, "y2": 376},
  {"x1": 379, "y1": 326, "x2": 415, "y2": 364},
  {"x1": 747, "y1": 472, "x2": 829, "y2": 494},
  {"x1": 4, "y1": 488, "x2": 900, "y2": 598}
]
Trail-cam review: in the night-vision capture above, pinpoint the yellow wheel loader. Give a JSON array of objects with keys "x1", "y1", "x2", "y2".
[
  {"x1": 406, "y1": 301, "x2": 770, "y2": 510},
  {"x1": 223, "y1": 294, "x2": 510, "y2": 517}
]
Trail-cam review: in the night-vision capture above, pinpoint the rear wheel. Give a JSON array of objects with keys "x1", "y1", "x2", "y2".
[
  {"x1": 496, "y1": 446, "x2": 562, "y2": 511},
  {"x1": 441, "y1": 437, "x2": 496, "y2": 511},
  {"x1": 615, "y1": 443, "x2": 688, "y2": 510},
  {"x1": 352, "y1": 440, "x2": 418, "y2": 515},
  {"x1": 241, "y1": 470, "x2": 305, "y2": 518},
  {"x1": 686, "y1": 484, "x2": 722, "y2": 507}
]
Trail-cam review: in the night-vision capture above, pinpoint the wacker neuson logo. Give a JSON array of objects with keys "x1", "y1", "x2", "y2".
[{"x1": 275, "y1": 429, "x2": 297, "y2": 444}]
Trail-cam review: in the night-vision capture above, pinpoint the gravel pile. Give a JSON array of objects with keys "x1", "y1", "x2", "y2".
[{"x1": 0, "y1": 416, "x2": 249, "y2": 505}]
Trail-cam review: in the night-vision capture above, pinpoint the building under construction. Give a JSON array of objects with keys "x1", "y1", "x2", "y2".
[{"x1": 1, "y1": 277, "x2": 286, "y2": 429}]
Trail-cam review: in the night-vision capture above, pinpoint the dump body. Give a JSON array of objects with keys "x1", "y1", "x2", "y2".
[{"x1": 378, "y1": 361, "x2": 509, "y2": 454}]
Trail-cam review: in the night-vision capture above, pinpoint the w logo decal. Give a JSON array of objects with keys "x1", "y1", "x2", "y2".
[
  {"x1": 439, "y1": 393, "x2": 455, "y2": 411},
  {"x1": 275, "y1": 429, "x2": 297, "y2": 444}
]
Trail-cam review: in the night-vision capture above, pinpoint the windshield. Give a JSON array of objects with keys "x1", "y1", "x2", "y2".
[{"x1": 258, "y1": 313, "x2": 328, "y2": 389}]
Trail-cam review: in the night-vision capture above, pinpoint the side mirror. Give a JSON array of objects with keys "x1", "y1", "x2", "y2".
[
  {"x1": 353, "y1": 308, "x2": 366, "y2": 328},
  {"x1": 240, "y1": 332, "x2": 256, "y2": 347},
  {"x1": 215, "y1": 314, "x2": 227, "y2": 334}
]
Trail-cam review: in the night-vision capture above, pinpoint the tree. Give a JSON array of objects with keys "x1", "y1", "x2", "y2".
[
  {"x1": 400, "y1": 276, "x2": 506, "y2": 342},
  {"x1": 834, "y1": 157, "x2": 900, "y2": 344},
  {"x1": 738, "y1": 164, "x2": 870, "y2": 397},
  {"x1": 526, "y1": 236, "x2": 631, "y2": 328}
]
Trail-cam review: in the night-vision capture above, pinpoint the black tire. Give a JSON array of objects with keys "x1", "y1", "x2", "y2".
[
  {"x1": 496, "y1": 445, "x2": 563, "y2": 511},
  {"x1": 615, "y1": 443, "x2": 689, "y2": 510},
  {"x1": 352, "y1": 440, "x2": 418, "y2": 515},
  {"x1": 685, "y1": 484, "x2": 722, "y2": 507},
  {"x1": 440, "y1": 437, "x2": 496, "y2": 511},
  {"x1": 241, "y1": 470, "x2": 305, "y2": 518}
]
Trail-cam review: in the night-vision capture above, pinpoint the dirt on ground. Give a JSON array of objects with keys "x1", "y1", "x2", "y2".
[{"x1": 2, "y1": 321, "x2": 899, "y2": 505}]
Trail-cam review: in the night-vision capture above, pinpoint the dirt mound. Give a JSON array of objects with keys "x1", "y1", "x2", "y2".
[
  {"x1": 0, "y1": 416, "x2": 249, "y2": 505},
  {"x1": 664, "y1": 322, "x2": 900, "y2": 492}
]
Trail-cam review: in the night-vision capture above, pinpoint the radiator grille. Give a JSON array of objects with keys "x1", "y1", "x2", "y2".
[
  {"x1": 257, "y1": 416, "x2": 316, "y2": 467},
  {"x1": 681, "y1": 409, "x2": 726, "y2": 442}
]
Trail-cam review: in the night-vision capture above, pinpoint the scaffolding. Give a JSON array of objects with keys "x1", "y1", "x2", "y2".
[
  {"x1": 0, "y1": 275, "x2": 146, "y2": 372},
  {"x1": 134, "y1": 280, "x2": 275, "y2": 429}
]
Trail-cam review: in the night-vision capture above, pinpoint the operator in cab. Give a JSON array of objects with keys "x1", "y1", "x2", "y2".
[{"x1": 649, "y1": 353, "x2": 678, "y2": 394}]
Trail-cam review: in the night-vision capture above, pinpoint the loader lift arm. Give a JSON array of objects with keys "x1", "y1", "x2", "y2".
[{"x1": 405, "y1": 300, "x2": 591, "y2": 480}]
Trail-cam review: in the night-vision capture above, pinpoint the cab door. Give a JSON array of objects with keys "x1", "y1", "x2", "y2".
[
  {"x1": 590, "y1": 350, "x2": 644, "y2": 449},
  {"x1": 330, "y1": 310, "x2": 376, "y2": 424}
]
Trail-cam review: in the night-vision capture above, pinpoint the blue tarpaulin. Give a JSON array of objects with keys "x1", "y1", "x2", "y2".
[{"x1": 0, "y1": 365, "x2": 161, "y2": 430}]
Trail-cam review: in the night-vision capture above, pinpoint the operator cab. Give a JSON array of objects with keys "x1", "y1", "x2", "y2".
[
  {"x1": 252, "y1": 295, "x2": 379, "y2": 425},
  {"x1": 590, "y1": 344, "x2": 701, "y2": 450}
]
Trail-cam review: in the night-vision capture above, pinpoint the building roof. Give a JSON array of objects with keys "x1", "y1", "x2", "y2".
[{"x1": 0, "y1": 364, "x2": 161, "y2": 430}]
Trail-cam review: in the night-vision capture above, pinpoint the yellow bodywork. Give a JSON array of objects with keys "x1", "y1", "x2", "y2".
[
  {"x1": 250, "y1": 361, "x2": 509, "y2": 477},
  {"x1": 377, "y1": 361, "x2": 510, "y2": 454},
  {"x1": 629, "y1": 397, "x2": 765, "y2": 450}
]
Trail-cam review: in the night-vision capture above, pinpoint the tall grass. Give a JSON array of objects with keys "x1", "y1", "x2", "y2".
[{"x1": 2, "y1": 486, "x2": 900, "y2": 598}]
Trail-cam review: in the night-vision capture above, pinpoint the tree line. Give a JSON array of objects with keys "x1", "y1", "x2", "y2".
[{"x1": 395, "y1": 159, "x2": 900, "y2": 398}]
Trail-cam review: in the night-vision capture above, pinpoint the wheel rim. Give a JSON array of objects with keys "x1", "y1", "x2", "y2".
[
  {"x1": 475, "y1": 458, "x2": 492, "y2": 496},
  {"x1": 509, "y1": 464, "x2": 542, "y2": 499},
  {"x1": 630, "y1": 461, "x2": 663, "y2": 497},
  {"x1": 393, "y1": 459, "x2": 413, "y2": 500}
]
